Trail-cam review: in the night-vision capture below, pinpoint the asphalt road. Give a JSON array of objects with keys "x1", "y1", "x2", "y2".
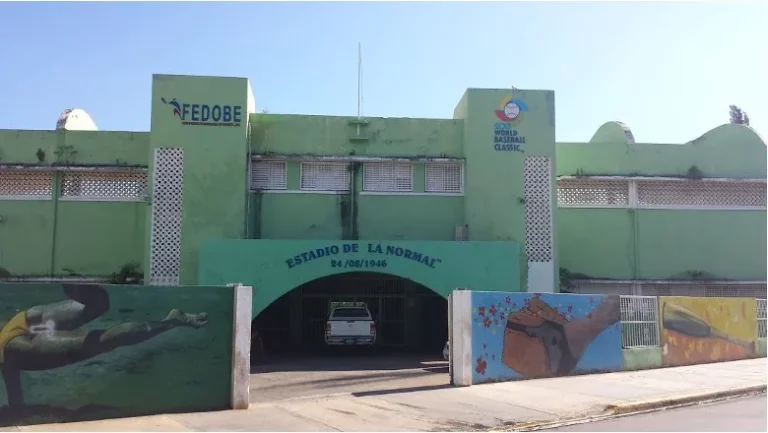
[
  {"x1": 548, "y1": 395, "x2": 767, "y2": 432},
  {"x1": 250, "y1": 354, "x2": 449, "y2": 403}
]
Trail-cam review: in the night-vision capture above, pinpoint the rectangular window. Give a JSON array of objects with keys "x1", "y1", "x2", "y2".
[
  {"x1": 0, "y1": 170, "x2": 53, "y2": 199},
  {"x1": 300, "y1": 162, "x2": 350, "y2": 191},
  {"x1": 60, "y1": 170, "x2": 147, "y2": 201},
  {"x1": 250, "y1": 160, "x2": 287, "y2": 191},
  {"x1": 363, "y1": 162, "x2": 413, "y2": 192},
  {"x1": 425, "y1": 163, "x2": 463, "y2": 194}
]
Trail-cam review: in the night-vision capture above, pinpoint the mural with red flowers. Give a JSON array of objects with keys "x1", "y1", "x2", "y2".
[{"x1": 470, "y1": 292, "x2": 622, "y2": 384}]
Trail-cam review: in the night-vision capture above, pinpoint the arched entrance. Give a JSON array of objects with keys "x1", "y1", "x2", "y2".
[{"x1": 253, "y1": 272, "x2": 447, "y2": 355}]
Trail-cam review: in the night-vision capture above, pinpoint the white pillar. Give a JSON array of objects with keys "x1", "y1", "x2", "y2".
[
  {"x1": 450, "y1": 289, "x2": 473, "y2": 386},
  {"x1": 230, "y1": 283, "x2": 253, "y2": 409}
]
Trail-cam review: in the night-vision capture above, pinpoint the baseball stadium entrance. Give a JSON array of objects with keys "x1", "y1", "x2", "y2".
[{"x1": 198, "y1": 239, "x2": 520, "y2": 401}]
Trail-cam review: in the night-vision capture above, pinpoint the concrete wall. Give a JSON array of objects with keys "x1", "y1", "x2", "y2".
[
  {"x1": 452, "y1": 291, "x2": 622, "y2": 385},
  {"x1": 557, "y1": 123, "x2": 767, "y2": 282},
  {"x1": 659, "y1": 296, "x2": 759, "y2": 366},
  {"x1": 0, "y1": 130, "x2": 149, "y2": 278},
  {"x1": 0, "y1": 283, "x2": 249, "y2": 426},
  {"x1": 450, "y1": 290, "x2": 765, "y2": 386},
  {"x1": 148, "y1": 75, "x2": 254, "y2": 285}
]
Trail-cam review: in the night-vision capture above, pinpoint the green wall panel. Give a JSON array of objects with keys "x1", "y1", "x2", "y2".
[
  {"x1": 54, "y1": 202, "x2": 146, "y2": 276},
  {"x1": 252, "y1": 115, "x2": 464, "y2": 157},
  {"x1": 557, "y1": 209, "x2": 635, "y2": 279},
  {"x1": 357, "y1": 195, "x2": 464, "y2": 241},
  {"x1": 636, "y1": 210, "x2": 766, "y2": 280},
  {"x1": 259, "y1": 194, "x2": 342, "y2": 239},
  {"x1": 0, "y1": 201, "x2": 54, "y2": 276},
  {"x1": 0, "y1": 130, "x2": 148, "y2": 165},
  {"x1": 622, "y1": 347, "x2": 663, "y2": 371}
]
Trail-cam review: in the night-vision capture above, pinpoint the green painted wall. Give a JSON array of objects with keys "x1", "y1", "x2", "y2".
[
  {"x1": 556, "y1": 123, "x2": 767, "y2": 281},
  {"x1": 0, "y1": 202, "x2": 54, "y2": 276},
  {"x1": 251, "y1": 114, "x2": 464, "y2": 157},
  {"x1": 622, "y1": 347, "x2": 663, "y2": 371},
  {"x1": 0, "y1": 283, "x2": 233, "y2": 426},
  {"x1": 0, "y1": 130, "x2": 148, "y2": 278},
  {"x1": 0, "y1": 130, "x2": 149, "y2": 165},
  {"x1": 251, "y1": 161, "x2": 465, "y2": 242},
  {"x1": 758, "y1": 339, "x2": 767, "y2": 357},
  {"x1": 54, "y1": 202, "x2": 146, "y2": 276},
  {"x1": 455, "y1": 89, "x2": 557, "y2": 290},
  {"x1": 148, "y1": 75, "x2": 254, "y2": 284},
  {"x1": 198, "y1": 239, "x2": 520, "y2": 316},
  {"x1": 557, "y1": 123, "x2": 766, "y2": 178}
]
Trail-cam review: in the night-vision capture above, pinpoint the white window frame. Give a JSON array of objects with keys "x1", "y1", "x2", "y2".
[
  {"x1": 299, "y1": 162, "x2": 350, "y2": 193},
  {"x1": 249, "y1": 159, "x2": 287, "y2": 191},
  {"x1": 59, "y1": 170, "x2": 147, "y2": 202},
  {"x1": 425, "y1": 163, "x2": 464, "y2": 195},
  {"x1": 362, "y1": 162, "x2": 413, "y2": 193}
]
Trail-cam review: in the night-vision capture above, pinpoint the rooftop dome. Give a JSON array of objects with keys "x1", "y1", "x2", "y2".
[{"x1": 55, "y1": 108, "x2": 98, "y2": 131}]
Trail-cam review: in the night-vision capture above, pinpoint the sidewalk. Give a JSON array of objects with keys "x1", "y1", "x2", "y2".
[{"x1": 11, "y1": 358, "x2": 767, "y2": 432}]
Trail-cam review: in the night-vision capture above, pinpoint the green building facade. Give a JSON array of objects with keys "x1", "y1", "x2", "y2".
[{"x1": 1, "y1": 74, "x2": 765, "y2": 351}]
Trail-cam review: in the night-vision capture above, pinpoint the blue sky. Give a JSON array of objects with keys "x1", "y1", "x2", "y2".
[{"x1": 0, "y1": 1, "x2": 765, "y2": 143}]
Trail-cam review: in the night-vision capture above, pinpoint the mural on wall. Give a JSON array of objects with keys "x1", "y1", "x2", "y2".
[
  {"x1": 0, "y1": 284, "x2": 233, "y2": 426},
  {"x1": 660, "y1": 296, "x2": 757, "y2": 367},
  {"x1": 471, "y1": 292, "x2": 622, "y2": 384}
]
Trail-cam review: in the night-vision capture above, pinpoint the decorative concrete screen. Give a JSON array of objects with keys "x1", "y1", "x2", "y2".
[
  {"x1": 451, "y1": 291, "x2": 622, "y2": 385},
  {"x1": 0, "y1": 283, "x2": 250, "y2": 427},
  {"x1": 658, "y1": 296, "x2": 758, "y2": 367}
]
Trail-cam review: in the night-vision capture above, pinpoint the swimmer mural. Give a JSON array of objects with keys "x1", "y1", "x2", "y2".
[
  {"x1": 470, "y1": 292, "x2": 622, "y2": 384},
  {"x1": 0, "y1": 284, "x2": 234, "y2": 426}
]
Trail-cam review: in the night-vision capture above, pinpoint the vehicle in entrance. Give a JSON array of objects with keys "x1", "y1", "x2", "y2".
[{"x1": 325, "y1": 303, "x2": 376, "y2": 346}]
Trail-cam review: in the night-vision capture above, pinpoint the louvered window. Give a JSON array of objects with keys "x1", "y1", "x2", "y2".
[
  {"x1": 425, "y1": 163, "x2": 463, "y2": 194},
  {"x1": 363, "y1": 162, "x2": 413, "y2": 192},
  {"x1": 250, "y1": 160, "x2": 287, "y2": 191}
]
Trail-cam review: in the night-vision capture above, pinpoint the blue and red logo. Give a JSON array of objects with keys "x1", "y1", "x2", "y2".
[
  {"x1": 161, "y1": 97, "x2": 242, "y2": 127},
  {"x1": 494, "y1": 97, "x2": 528, "y2": 127}
]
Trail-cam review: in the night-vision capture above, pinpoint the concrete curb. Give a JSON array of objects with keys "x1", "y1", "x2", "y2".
[
  {"x1": 491, "y1": 384, "x2": 767, "y2": 432},
  {"x1": 604, "y1": 384, "x2": 767, "y2": 416}
]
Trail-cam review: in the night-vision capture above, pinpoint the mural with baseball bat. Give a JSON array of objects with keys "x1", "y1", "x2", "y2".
[
  {"x1": 470, "y1": 292, "x2": 622, "y2": 384},
  {"x1": 659, "y1": 296, "x2": 757, "y2": 367}
]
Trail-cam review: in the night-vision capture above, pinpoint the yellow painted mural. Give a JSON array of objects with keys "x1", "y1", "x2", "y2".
[{"x1": 659, "y1": 296, "x2": 757, "y2": 367}]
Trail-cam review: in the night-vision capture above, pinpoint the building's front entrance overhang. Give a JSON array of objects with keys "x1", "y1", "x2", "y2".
[{"x1": 199, "y1": 239, "x2": 520, "y2": 316}]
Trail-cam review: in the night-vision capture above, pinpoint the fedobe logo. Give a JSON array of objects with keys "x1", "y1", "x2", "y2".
[
  {"x1": 161, "y1": 97, "x2": 243, "y2": 127},
  {"x1": 493, "y1": 95, "x2": 528, "y2": 152}
]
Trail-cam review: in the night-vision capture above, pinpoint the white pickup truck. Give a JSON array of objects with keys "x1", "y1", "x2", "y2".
[{"x1": 324, "y1": 304, "x2": 376, "y2": 346}]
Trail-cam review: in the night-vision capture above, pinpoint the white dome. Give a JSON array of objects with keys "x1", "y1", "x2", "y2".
[{"x1": 55, "y1": 108, "x2": 98, "y2": 131}]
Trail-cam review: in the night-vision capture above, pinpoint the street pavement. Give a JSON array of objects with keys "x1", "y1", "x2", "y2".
[
  {"x1": 9, "y1": 358, "x2": 767, "y2": 432},
  {"x1": 250, "y1": 354, "x2": 448, "y2": 403},
  {"x1": 546, "y1": 395, "x2": 767, "y2": 432}
]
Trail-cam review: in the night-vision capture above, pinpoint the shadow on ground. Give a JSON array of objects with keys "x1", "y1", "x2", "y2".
[{"x1": 251, "y1": 352, "x2": 447, "y2": 374}]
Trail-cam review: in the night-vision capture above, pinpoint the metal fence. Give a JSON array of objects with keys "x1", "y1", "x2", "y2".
[
  {"x1": 758, "y1": 299, "x2": 767, "y2": 340},
  {"x1": 570, "y1": 279, "x2": 767, "y2": 298},
  {"x1": 619, "y1": 295, "x2": 660, "y2": 348}
]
